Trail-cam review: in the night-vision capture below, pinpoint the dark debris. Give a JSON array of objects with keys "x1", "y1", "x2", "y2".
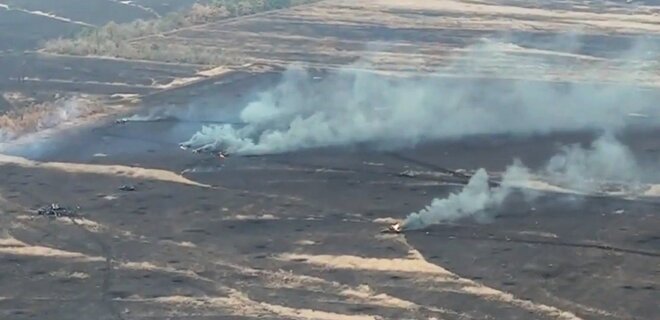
[
  {"x1": 36, "y1": 204, "x2": 79, "y2": 218},
  {"x1": 118, "y1": 185, "x2": 136, "y2": 191}
]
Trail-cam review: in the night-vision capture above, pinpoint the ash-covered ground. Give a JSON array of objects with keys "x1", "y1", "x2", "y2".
[
  {"x1": 1, "y1": 1, "x2": 660, "y2": 320},
  {"x1": 1, "y1": 70, "x2": 659, "y2": 320}
]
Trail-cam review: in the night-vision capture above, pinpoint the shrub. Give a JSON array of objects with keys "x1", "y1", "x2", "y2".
[
  {"x1": 0, "y1": 97, "x2": 105, "y2": 142},
  {"x1": 43, "y1": 1, "x2": 318, "y2": 65}
]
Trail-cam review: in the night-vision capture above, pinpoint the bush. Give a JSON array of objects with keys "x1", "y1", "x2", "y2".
[
  {"x1": 0, "y1": 97, "x2": 104, "y2": 142},
  {"x1": 43, "y1": 1, "x2": 318, "y2": 65}
]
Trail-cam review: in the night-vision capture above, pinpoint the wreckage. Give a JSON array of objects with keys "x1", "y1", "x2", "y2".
[
  {"x1": 114, "y1": 116, "x2": 168, "y2": 124},
  {"x1": 36, "y1": 203, "x2": 78, "y2": 218},
  {"x1": 180, "y1": 143, "x2": 230, "y2": 159},
  {"x1": 118, "y1": 184, "x2": 136, "y2": 191},
  {"x1": 381, "y1": 223, "x2": 403, "y2": 234}
]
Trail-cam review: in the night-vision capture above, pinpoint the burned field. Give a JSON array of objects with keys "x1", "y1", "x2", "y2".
[
  {"x1": 0, "y1": 0, "x2": 213, "y2": 109},
  {"x1": 0, "y1": 0, "x2": 163, "y2": 52},
  {"x1": 1, "y1": 1, "x2": 660, "y2": 320},
  {"x1": 0, "y1": 53, "x2": 204, "y2": 96},
  {"x1": 135, "y1": 0, "x2": 660, "y2": 82},
  {"x1": 4, "y1": 0, "x2": 660, "y2": 107},
  {"x1": 1, "y1": 69, "x2": 659, "y2": 320}
]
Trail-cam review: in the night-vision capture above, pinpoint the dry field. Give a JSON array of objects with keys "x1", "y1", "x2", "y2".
[{"x1": 0, "y1": 1, "x2": 659, "y2": 320}]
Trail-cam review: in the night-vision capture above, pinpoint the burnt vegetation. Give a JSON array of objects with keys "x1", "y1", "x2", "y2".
[{"x1": 43, "y1": 0, "x2": 318, "y2": 65}]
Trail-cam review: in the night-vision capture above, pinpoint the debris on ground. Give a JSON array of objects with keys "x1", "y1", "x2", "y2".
[
  {"x1": 36, "y1": 203, "x2": 78, "y2": 217},
  {"x1": 180, "y1": 143, "x2": 230, "y2": 159},
  {"x1": 397, "y1": 170, "x2": 417, "y2": 178},
  {"x1": 381, "y1": 223, "x2": 403, "y2": 234},
  {"x1": 118, "y1": 185, "x2": 136, "y2": 191}
]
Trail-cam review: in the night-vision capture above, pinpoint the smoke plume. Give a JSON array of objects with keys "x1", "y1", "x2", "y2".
[
  {"x1": 181, "y1": 39, "x2": 659, "y2": 155},
  {"x1": 401, "y1": 134, "x2": 644, "y2": 230},
  {"x1": 544, "y1": 133, "x2": 641, "y2": 192},
  {"x1": 0, "y1": 97, "x2": 103, "y2": 143},
  {"x1": 402, "y1": 160, "x2": 531, "y2": 230}
]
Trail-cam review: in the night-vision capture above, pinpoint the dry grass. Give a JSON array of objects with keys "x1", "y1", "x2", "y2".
[
  {"x1": 278, "y1": 251, "x2": 582, "y2": 320},
  {"x1": 43, "y1": 1, "x2": 319, "y2": 65},
  {"x1": 45, "y1": 39, "x2": 237, "y2": 65},
  {"x1": 0, "y1": 97, "x2": 104, "y2": 141},
  {"x1": 0, "y1": 154, "x2": 212, "y2": 188}
]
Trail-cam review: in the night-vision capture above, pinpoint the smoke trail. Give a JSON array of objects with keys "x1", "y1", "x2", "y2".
[
  {"x1": 401, "y1": 135, "x2": 643, "y2": 230},
  {"x1": 118, "y1": 103, "x2": 245, "y2": 125},
  {"x1": 544, "y1": 133, "x2": 641, "y2": 192},
  {"x1": 181, "y1": 39, "x2": 660, "y2": 155},
  {"x1": 402, "y1": 160, "x2": 531, "y2": 230},
  {"x1": 115, "y1": 104, "x2": 175, "y2": 123},
  {"x1": 0, "y1": 97, "x2": 103, "y2": 143}
]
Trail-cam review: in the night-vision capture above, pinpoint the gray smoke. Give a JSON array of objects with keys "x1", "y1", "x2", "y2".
[
  {"x1": 118, "y1": 102, "x2": 244, "y2": 126},
  {"x1": 0, "y1": 97, "x2": 101, "y2": 144},
  {"x1": 402, "y1": 160, "x2": 531, "y2": 230},
  {"x1": 181, "y1": 38, "x2": 659, "y2": 155},
  {"x1": 116, "y1": 104, "x2": 178, "y2": 123},
  {"x1": 544, "y1": 133, "x2": 641, "y2": 192},
  {"x1": 401, "y1": 135, "x2": 643, "y2": 230},
  {"x1": 117, "y1": 114, "x2": 167, "y2": 123}
]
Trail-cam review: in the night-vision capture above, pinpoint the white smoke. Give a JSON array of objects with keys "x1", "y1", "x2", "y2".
[
  {"x1": 116, "y1": 105, "x2": 175, "y2": 123},
  {"x1": 118, "y1": 103, "x2": 243, "y2": 126},
  {"x1": 402, "y1": 160, "x2": 531, "y2": 230},
  {"x1": 35, "y1": 99, "x2": 86, "y2": 130},
  {"x1": 401, "y1": 135, "x2": 644, "y2": 230},
  {"x1": 0, "y1": 98, "x2": 102, "y2": 143},
  {"x1": 120, "y1": 114, "x2": 166, "y2": 122},
  {"x1": 544, "y1": 133, "x2": 641, "y2": 192},
  {"x1": 181, "y1": 39, "x2": 659, "y2": 155}
]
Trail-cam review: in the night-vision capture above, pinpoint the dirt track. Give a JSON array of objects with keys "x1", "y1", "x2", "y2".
[
  {"x1": 0, "y1": 1, "x2": 659, "y2": 319},
  {"x1": 1, "y1": 70, "x2": 659, "y2": 319},
  {"x1": 3, "y1": 0, "x2": 660, "y2": 104}
]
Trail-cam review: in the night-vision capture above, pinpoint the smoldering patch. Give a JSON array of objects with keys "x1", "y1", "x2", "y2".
[
  {"x1": 399, "y1": 134, "x2": 656, "y2": 231},
  {"x1": 178, "y1": 38, "x2": 660, "y2": 156}
]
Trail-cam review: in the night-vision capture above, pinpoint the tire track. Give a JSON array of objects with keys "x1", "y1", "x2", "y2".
[
  {"x1": 419, "y1": 230, "x2": 660, "y2": 258},
  {"x1": 0, "y1": 3, "x2": 94, "y2": 27},
  {"x1": 69, "y1": 217, "x2": 125, "y2": 320}
]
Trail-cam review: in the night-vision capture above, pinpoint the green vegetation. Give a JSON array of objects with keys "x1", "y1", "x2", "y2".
[{"x1": 43, "y1": 0, "x2": 317, "y2": 65}]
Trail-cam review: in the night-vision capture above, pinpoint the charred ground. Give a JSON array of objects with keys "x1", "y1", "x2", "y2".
[{"x1": 0, "y1": 1, "x2": 659, "y2": 320}]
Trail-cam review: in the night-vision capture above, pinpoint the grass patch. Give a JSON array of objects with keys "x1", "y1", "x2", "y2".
[
  {"x1": 43, "y1": 0, "x2": 319, "y2": 65},
  {"x1": 0, "y1": 96, "x2": 105, "y2": 142}
]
